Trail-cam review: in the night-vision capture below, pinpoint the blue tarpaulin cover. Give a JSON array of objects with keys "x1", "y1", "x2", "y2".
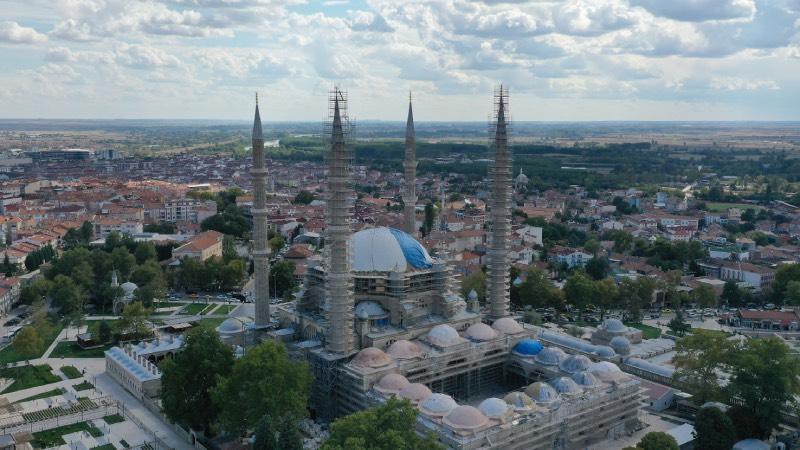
[{"x1": 388, "y1": 228, "x2": 433, "y2": 269}]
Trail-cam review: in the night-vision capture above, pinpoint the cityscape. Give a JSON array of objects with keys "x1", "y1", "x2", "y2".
[{"x1": 1, "y1": 1, "x2": 800, "y2": 450}]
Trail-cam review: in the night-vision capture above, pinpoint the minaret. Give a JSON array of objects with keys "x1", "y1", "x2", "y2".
[
  {"x1": 403, "y1": 93, "x2": 417, "y2": 235},
  {"x1": 487, "y1": 86, "x2": 512, "y2": 320},
  {"x1": 325, "y1": 88, "x2": 355, "y2": 354},
  {"x1": 251, "y1": 94, "x2": 271, "y2": 327},
  {"x1": 439, "y1": 181, "x2": 447, "y2": 231}
]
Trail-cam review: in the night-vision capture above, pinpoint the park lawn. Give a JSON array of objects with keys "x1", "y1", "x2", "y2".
[
  {"x1": 200, "y1": 304, "x2": 220, "y2": 315},
  {"x1": 705, "y1": 202, "x2": 764, "y2": 212},
  {"x1": 182, "y1": 303, "x2": 210, "y2": 315},
  {"x1": 0, "y1": 321, "x2": 65, "y2": 364},
  {"x1": 31, "y1": 421, "x2": 103, "y2": 447},
  {"x1": 625, "y1": 322, "x2": 662, "y2": 339},
  {"x1": 60, "y1": 365, "x2": 82, "y2": 379},
  {"x1": 50, "y1": 341, "x2": 115, "y2": 359},
  {"x1": 15, "y1": 387, "x2": 66, "y2": 403},
  {"x1": 103, "y1": 414, "x2": 125, "y2": 425},
  {"x1": 198, "y1": 318, "x2": 226, "y2": 331},
  {"x1": 214, "y1": 304, "x2": 238, "y2": 315},
  {"x1": 73, "y1": 381, "x2": 94, "y2": 391},
  {"x1": 91, "y1": 445, "x2": 116, "y2": 450},
  {"x1": 0, "y1": 365, "x2": 60, "y2": 393}
]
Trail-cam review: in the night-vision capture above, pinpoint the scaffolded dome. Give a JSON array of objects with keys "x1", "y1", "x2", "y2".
[
  {"x1": 443, "y1": 405, "x2": 489, "y2": 432},
  {"x1": 386, "y1": 340, "x2": 423, "y2": 360},
  {"x1": 374, "y1": 373, "x2": 410, "y2": 395},
  {"x1": 525, "y1": 382, "x2": 561, "y2": 405},
  {"x1": 594, "y1": 345, "x2": 616, "y2": 358},
  {"x1": 503, "y1": 392, "x2": 535, "y2": 412},
  {"x1": 535, "y1": 347, "x2": 567, "y2": 366},
  {"x1": 465, "y1": 323, "x2": 499, "y2": 342},
  {"x1": 398, "y1": 383, "x2": 432, "y2": 405},
  {"x1": 468, "y1": 289, "x2": 479, "y2": 300},
  {"x1": 351, "y1": 227, "x2": 434, "y2": 272},
  {"x1": 426, "y1": 324, "x2": 462, "y2": 347},
  {"x1": 478, "y1": 398, "x2": 510, "y2": 420},
  {"x1": 420, "y1": 393, "x2": 458, "y2": 417},
  {"x1": 551, "y1": 377, "x2": 583, "y2": 395},
  {"x1": 571, "y1": 371, "x2": 602, "y2": 388},
  {"x1": 587, "y1": 361, "x2": 625, "y2": 382},
  {"x1": 559, "y1": 354, "x2": 592, "y2": 374},
  {"x1": 492, "y1": 317, "x2": 524, "y2": 335},
  {"x1": 355, "y1": 301, "x2": 388, "y2": 319},
  {"x1": 512, "y1": 338, "x2": 544, "y2": 357},
  {"x1": 602, "y1": 318, "x2": 626, "y2": 332},
  {"x1": 350, "y1": 347, "x2": 393, "y2": 369},
  {"x1": 609, "y1": 336, "x2": 631, "y2": 355}
]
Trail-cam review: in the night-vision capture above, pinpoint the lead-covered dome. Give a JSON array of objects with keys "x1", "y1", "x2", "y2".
[
  {"x1": 216, "y1": 316, "x2": 252, "y2": 334},
  {"x1": 560, "y1": 354, "x2": 592, "y2": 374},
  {"x1": 503, "y1": 392, "x2": 535, "y2": 412},
  {"x1": 595, "y1": 345, "x2": 616, "y2": 358},
  {"x1": 551, "y1": 377, "x2": 583, "y2": 395},
  {"x1": 587, "y1": 361, "x2": 625, "y2": 382},
  {"x1": 443, "y1": 405, "x2": 489, "y2": 432},
  {"x1": 602, "y1": 318, "x2": 626, "y2": 332},
  {"x1": 492, "y1": 317, "x2": 524, "y2": 335},
  {"x1": 426, "y1": 324, "x2": 462, "y2": 347},
  {"x1": 386, "y1": 340, "x2": 423, "y2": 360},
  {"x1": 465, "y1": 323, "x2": 499, "y2": 342},
  {"x1": 374, "y1": 373, "x2": 409, "y2": 395},
  {"x1": 525, "y1": 382, "x2": 561, "y2": 405},
  {"x1": 351, "y1": 227, "x2": 433, "y2": 272},
  {"x1": 350, "y1": 347, "x2": 393, "y2": 369},
  {"x1": 512, "y1": 338, "x2": 543, "y2": 357},
  {"x1": 609, "y1": 336, "x2": 631, "y2": 355},
  {"x1": 478, "y1": 398, "x2": 510, "y2": 420},
  {"x1": 398, "y1": 383, "x2": 432, "y2": 405},
  {"x1": 355, "y1": 301, "x2": 388, "y2": 320},
  {"x1": 535, "y1": 347, "x2": 567, "y2": 366},
  {"x1": 572, "y1": 371, "x2": 602, "y2": 388},
  {"x1": 121, "y1": 281, "x2": 138, "y2": 296},
  {"x1": 419, "y1": 393, "x2": 458, "y2": 417}
]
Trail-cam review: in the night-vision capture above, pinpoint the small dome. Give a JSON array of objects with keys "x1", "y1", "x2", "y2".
[
  {"x1": 512, "y1": 276, "x2": 523, "y2": 286},
  {"x1": 374, "y1": 373, "x2": 409, "y2": 395},
  {"x1": 551, "y1": 377, "x2": 583, "y2": 395},
  {"x1": 443, "y1": 405, "x2": 489, "y2": 432},
  {"x1": 602, "y1": 318, "x2": 626, "y2": 332},
  {"x1": 468, "y1": 289, "x2": 478, "y2": 300},
  {"x1": 503, "y1": 392, "x2": 535, "y2": 411},
  {"x1": 525, "y1": 382, "x2": 561, "y2": 405},
  {"x1": 609, "y1": 336, "x2": 631, "y2": 355},
  {"x1": 398, "y1": 383, "x2": 432, "y2": 405},
  {"x1": 465, "y1": 323, "x2": 499, "y2": 342},
  {"x1": 492, "y1": 317, "x2": 524, "y2": 335},
  {"x1": 535, "y1": 347, "x2": 566, "y2": 366},
  {"x1": 386, "y1": 340, "x2": 423, "y2": 360},
  {"x1": 216, "y1": 316, "x2": 252, "y2": 334},
  {"x1": 594, "y1": 345, "x2": 616, "y2": 358},
  {"x1": 478, "y1": 398, "x2": 510, "y2": 420},
  {"x1": 572, "y1": 371, "x2": 602, "y2": 387},
  {"x1": 732, "y1": 439, "x2": 771, "y2": 450},
  {"x1": 419, "y1": 393, "x2": 458, "y2": 417},
  {"x1": 426, "y1": 324, "x2": 462, "y2": 347},
  {"x1": 560, "y1": 354, "x2": 592, "y2": 374},
  {"x1": 587, "y1": 361, "x2": 625, "y2": 382},
  {"x1": 512, "y1": 338, "x2": 543, "y2": 357},
  {"x1": 121, "y1": 281, "x2": 137, "y2": 295},
  {"x1": 350, "y1": 347, "x2": 393, "y2": 369},
  {"x1": 355, "y1": 301, "x2": 388, "y2": 319}
]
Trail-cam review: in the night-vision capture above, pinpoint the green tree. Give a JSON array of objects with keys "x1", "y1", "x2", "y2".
[
  {"x1": 49, "y1": 274, "x2": 84, "y2": 314},
  {"x1": 293, "y1": 190, "x2": 315, "y2": 205},
  {"x1": 219, "y1": 259, "x2": 246, "y2": 292},
  {"x1": 564, "y1": 272, "x2": 594, "y2": 320},
  {"x1": 592, "y1": 278, "x2": 619, "y2": 320},
  {"x1": 423, "y1": 203, "x2": 435, "y2": 235},
  {"x1": 253, "y1": 414, "x2": 303, "y2": 450},
  {"x1": 134, "y1": 242, "x2": 158, "y2": 264},
  {"x1": 161, "y1": 327, "x2": 234, "y2": 432},
  {"x1": 636, "y1": 432, "x2": 679, "y2": 450},
  {"x1": 771, "y1": 263, "x2": 800, "y2": 303},
  {"x1": 212, "y1": 341, "x2": 311, "y2": 436},
  {"x1": 727, "y1": 337, "x2": 800, "y2": 438},
  {"x1": 667, "y1": 310, "x2": 691, "y2": 337},
  {"x1": 720, "y1": 281, "x2": 743, "y2": 307},
  {"x1": 694, "y1": 406, "x2": 736, "y2": 450},
  {"x1": 19, "y1": 278, "x2": 51, "y2": 305},
  {"x1": 672, "y1": 330, "x2": 734, "y2": 404},
  {"x1": 461, "y1": 271, "x2": 486, "y2": 303},
  {"x1": 726, "y1": 405, "x2": 763, "y2": 441},
  {"x1": 12, "y1": 326, "x2": 43, "y2": 358},
  {"x1": 585, "y1": 257, "x2": 610, "y2": 280},
  {"x1": 110, "y1": 247, "x2": 136, "y2": 279},
  {"x1": 268, "y1": 236, "x2": 284, "y2": 255},
  {"x1": 321, "y1": 397, "x2": 443, "y2": 450},
  {"x1": 98, "y1": 320, "x2": 112, "y2": 343},
  {"x1": 222, "y1": 235, "x2": 238, "y2": 262},
  {"x1": 584, "y1": 238, "x2": 600, "y2": 256},
  {"x1": 619, "y1": 277, "x2": 656, "y2": 322},
  {"x1": 114, "y1": 302, "x2": 151, "y2": 339},
  {"x1": 785, "y1": 280, "x2": 800, "y2": 306},
  {"x1": 269, "y1": 260, "x2": 296, "y2": 298},
  {"x1": 692, "y1": 284, "x2": 717, "y2": 313}
]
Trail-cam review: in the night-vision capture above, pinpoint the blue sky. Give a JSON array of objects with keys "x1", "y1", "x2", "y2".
[{"x1": 0, "y1": 0, "x2": 798, "y2": 121}]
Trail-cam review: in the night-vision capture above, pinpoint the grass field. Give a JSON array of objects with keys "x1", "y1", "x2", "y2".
[
  {"x1": 212, "y1": 304, "x2": 238, "y2": 315},
  {"x1": 50, "y1": 341, "x2": 114, "y2": 359},
  {"x1": 198, "y1": 317, "x2": 226, "y2": 331},
  {"x1": 0, "y1": 365, "x2": 60, "y2": 393},
  {"x1": 705, "y1": 202, "x2": 764, "y2": 212},
  {"x1": 73, "y1": 381, "x2": 94, "y2": 391},
  {"x1": 625, "y1": 322, "x2": 662, "y2": 339},
  {"x1": 91, "y1": 444, "x2": 116, "y2": 450},
  {"x1": 15, "y1": 387, "x2": 66, "y2": 403},
  {"x1": 0, "y1": 321, "x2": 65, "y2": 364},
  {"x1": 103, "y1": 414, "x2": 125, "y2": 425},
  {"x1": 31, "y1": 421, "x2": 103, "y2": 447},
  {"x1": 60, "y1": 365, "x2": 82, "y2": 379},
  {"x1": 182, "y1": 303, "x2": 211, "y2": 315}
]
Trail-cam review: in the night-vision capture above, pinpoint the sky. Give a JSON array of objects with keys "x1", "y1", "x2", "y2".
[{"x1": 0, "y1": 0, "x2": 798, "y2": 121}]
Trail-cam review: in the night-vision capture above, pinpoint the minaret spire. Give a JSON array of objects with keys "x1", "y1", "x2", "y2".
[
  {"x1": 251, "y1": 94, "x2": 270, "y2": 327},
  {"x1": 403, "y1": 93, "x2": 417, "y2": 235},
  {"x1": 487, "y1": 85, "x2": 512, "y2": 320}
]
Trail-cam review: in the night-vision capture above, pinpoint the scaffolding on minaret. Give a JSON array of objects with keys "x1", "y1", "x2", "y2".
[
  {"x1": 251, "y1": 93, "x2": 271, "y2": 328},
  {"x1": 323, "y1": 87, "x2": 356, "y2": 355},
  {"x1": 486, "y1": 85, "x2": 512, "y2": 320},
  {"x1": 403, "y1": 92, "x2": 417, "y2": 236}
]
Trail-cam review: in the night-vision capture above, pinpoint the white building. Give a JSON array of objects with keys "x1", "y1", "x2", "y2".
[{"x1": 105, "y1": 345, "x2": 162, "y2": 400}]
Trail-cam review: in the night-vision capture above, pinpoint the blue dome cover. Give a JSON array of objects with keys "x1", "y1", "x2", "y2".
[
  {"x1": 513, "y1": 338, "x2": 544, "y2": 356},
  {"x1": 387, "y1": 228, "x2": 433, "y2": 269}
]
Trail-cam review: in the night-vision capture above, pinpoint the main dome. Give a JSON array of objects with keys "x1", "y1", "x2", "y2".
[{"x1": 351, "y1": 227, "x2": 434, "y2": 272}]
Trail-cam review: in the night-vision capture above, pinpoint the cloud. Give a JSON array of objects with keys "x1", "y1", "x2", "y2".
[
  {"x1": 630, "y1": 0, "x2": 756, "y2": 22},
  {"x1": 709, "y1": 76, "x2": 779, "y2": 90},
  {"x1": 348, "y1": 11, "x2": 393, "y2": 33},
  {"x1": 0, "y1": 21, "x2": 47, "y2": 44}
]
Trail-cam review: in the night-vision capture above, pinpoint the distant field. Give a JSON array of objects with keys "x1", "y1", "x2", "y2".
[{"x1": 705, "y1": 202, "x2": 764, "y2": 212}]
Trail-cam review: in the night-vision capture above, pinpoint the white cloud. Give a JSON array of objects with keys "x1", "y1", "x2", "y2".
[
  {"x1": 0, "y1": 21, "x2": 47, "y2": 44},
  {"x1": 710, "y1": 76, "x2": 779, "y2": 90},
  {"x1": 630, "y1": 0, "x2": 756, "y2": 22}
]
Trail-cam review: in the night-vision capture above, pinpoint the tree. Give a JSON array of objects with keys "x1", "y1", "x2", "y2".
[
  {"x1": 19, "y1": 278, "x2": 51, "y2": 305},
  {"x1": 49, "y1": 274, "x2": 84, "y2": 314},
  {"x1": 98, "y1": 320, "x2": 112, "y2": 343},
  {"x1": 619, "y1": 277, "x2": 656, "y2": 322},
  {"x1": 134, "y1": 242, "x2": 157, "y2": 264},
  {"x1": 694, "y1": 407, "x2": 736, "y2": 450},
  {"x1": 771, "y1": 263, "x2": 800, "y2": 304},
  {"x1": 269, "y1": 260, "x2": 296, "y2": 298},
  {"x1": 672, "y1": 330, "x2": 734, "y2": 404},
  {"x1": 727, "y1": 337, "x2": 800, "y2": 438},
  {"x1": 12, "y1": 326, "x2": 42, "y2": 358},
  {"x1": 636, "y1": 432, "x2": 679, "y2": 450},
  {"x1": 585, "y1": 257, "x2": 610, "y2": 280},
  {"x1": 222, "y1": 235, "x2": 238, "y2": 262},
  {"x1": 268, "y1": 236, "x2": 284, "y2": 255},
  {"x1": 667, "y1": 310, "x2": 690, "y2": 337},
  {"x1": 293, "y1": 190, "x2": 315, "y2": 205},
  {"x1": 592, "y1": 278, "x2": 619, "y2": 320},
  {"x1": 114, "y1": 302, "x2": 151, "y2": 339},
  {"x1": 584, "y1": 238, "x2": 600, "y2": 256},
  {"x1": 253, "y1": 414, "x2": 303, "y2": 450},
  {"x1": 692, "y1": 284, "x2": 717, "y2": 313},
  {"x1": 111, "y1": 247, "x2": 136, "y2": 279},
  {"x1": 720, "y1": 281, "x2": 743, "y2": 307},
  {"x1": 321, "y1": 397, "x2": 443, "y2": 450},
  {"x1": 161, "y1": 327, "x2": 234, "y2": 432},
  {"x1": 461, "y1": 271, "x2": 486, "y2": 303},
  {"x1": 212, "y1": 341, "x2": 311, "y2": 436},
  {"x1": 785, "y1": 280, "x2": 800, "y2": 306},
  {"x1": 564, "y1": 272, "x2": 593, "y2": 319},
  {"x1": 726, "y1": 405, "x2": 763, "y2": 442},
  {"x1": 423, "y1": 203, "x2": 435, "y2": 235}
]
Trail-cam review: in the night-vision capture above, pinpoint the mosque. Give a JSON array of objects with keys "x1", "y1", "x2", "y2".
[{"x1": 240, "y1": 87, "x2": 644, "y2": 449}]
